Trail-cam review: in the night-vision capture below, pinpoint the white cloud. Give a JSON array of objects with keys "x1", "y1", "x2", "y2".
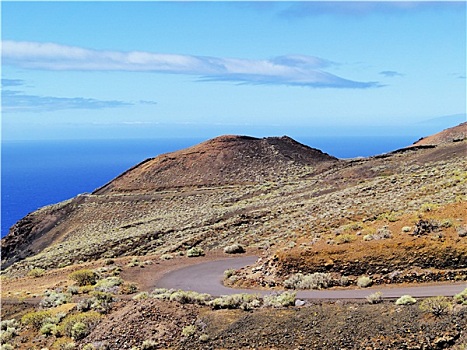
[{"x1": 2, "y1": 41, "x2": 380, "y2": 89}]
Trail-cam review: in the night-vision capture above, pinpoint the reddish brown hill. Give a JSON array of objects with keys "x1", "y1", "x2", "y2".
[
  {"x1": 94, "y1": 135, "x2": 338, "y2": 194},
  {"x1": 411, "y1": 122, "x2": 466, "y2": 146}
]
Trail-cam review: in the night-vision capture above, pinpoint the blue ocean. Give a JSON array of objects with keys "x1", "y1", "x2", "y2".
[{"x1": 1, "y1": 135, "x2": 416, "y2": 237}]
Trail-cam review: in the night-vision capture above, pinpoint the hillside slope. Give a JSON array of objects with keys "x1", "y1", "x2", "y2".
[
  {"x1": 411, "y1": 121, "x2": 466, "y2": 146},
  {"x1": 1, "y1": 127, "x2": 466, "y2": 276},
  {"x1": 94, "y1": 135, "x2": 337, "y2": 194},
  {"x1": 1, "y1": 135, "x2": 338, "y2": 269}
]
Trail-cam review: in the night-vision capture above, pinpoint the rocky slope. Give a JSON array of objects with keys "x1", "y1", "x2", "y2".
[
  {"x1": 1, "y1": 135, "x2": 338, "y2": 270},
  {"x1": 1, "y1": 128, "x2": 466, "y2": 275}
]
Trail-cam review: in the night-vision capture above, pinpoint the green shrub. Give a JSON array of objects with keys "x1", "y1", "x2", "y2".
[
  {"x1": 0, "y1": 328, "x2": 16, "y2": 345},
  {"x1": 223, "y1": 244, "x2": 245, "y2": 254},
  {"x1": 21, "y1": 310, "x2": 52, "y2": 330},
  {"x1": 366, "y1": 292, "x2": 383, "y2": 304},
  {"x1": 40, "y1": 290, "x2": 69, "y2": 308},
  {"x1": 284, "y1": 272, "x2": 332, "y2": 290},
  {"x1": 28, "y1": 268, "x2": 45, "y2": 278},
  {"x1": 454, "y1": 288, "x2": 467, "y2": 305},
  {"x1": 94, "y1": 277, "x2": 123, "y2": 293},
  {"x1": 71, "y1": 322, "x2": 88, "y2": 340},
  {"x1": 186, "y1": 247, "x2": 204, "y2": 257},
  {"x1": 57, "y1": 311, "x2": 102, "y2": 339},
  {"x1": 181, "y1": 325, "x2": 197, "y2": 337},
  {"x1": 224, "y1": 269, "x2": 236, "y2": 279},
  {"x1": 150, "y1": 288, "x2": 175, "y2": 300},
  {"x1": 82, "y1": 344, "x2": 97, "y2": 350},
  {"x1": 77, "y1": 298, "x2": 93, "y2": 312},
  {"x1": 40, "y1": 323, "x2": 57, "y2": 336},
  {"x1": 1, "y1": 344, "x2": 14, "y2": 350},
  {"x1": 420, "y1": 203, "x2": 438, "y2": 212},
  {"x1": 120, "y1": 282, "x2": 138, "y2": 295},
  {"x1": 419, "y1": 296, "x2": 453, "y2": 316},
  {"x1": 132, "y1": 292, "x2": 149, "y2": 300},
  {"x1": 209, "y1": 294, "x2": 261, "y2": 311},
  {"x1": 263, "y1": 292, "x2": 296, "y2": 307},
  {"x1": 0, "y1": 318, "x2": 18, "y2": 345},
  {"x1": 141, "y1": 339, "x2": 157, "y2": 349},
  {"x1": 0, "y1": 319, "x2": 18, "y2": 333},
  {"x1": 52, "y1": 337, "x2": 76, "y2": 350},
  {"x1": 67, "y1": 285, "x2": 80, "y2": 295},
  {"x1": 335, "y1": 234, "x2": 356, "y2": 245},
  {"x1": 395, "y1": 295, "x2": 417, "y2": 305},
  {"x1": 357, "y1": 276, "x2": 372, "y2": 288},
  {"x1": 169, "y1": 290, "x2": 211, "y2": 305},
  {"x1": 89, "y1": 292, "x2": 114, "y2": 313},
  {"x1": 69, "y1": 269, "x2": 96, "y2": 286},
  {"x1": 339, "y1": 276, "x2": 350, "y2": 286}
]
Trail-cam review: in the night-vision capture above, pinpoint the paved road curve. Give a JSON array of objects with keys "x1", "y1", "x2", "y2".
[{"x1": 156, "y1": 256, "x2": 467, "y2": 299}]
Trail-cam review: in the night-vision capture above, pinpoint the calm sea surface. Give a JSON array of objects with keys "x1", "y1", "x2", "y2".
[{"x1": 1, "y1": 136, "x2": 415, "y2": 237}]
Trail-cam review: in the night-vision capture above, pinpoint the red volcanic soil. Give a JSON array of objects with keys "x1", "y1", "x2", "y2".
[{"x1": 94, "y1": 135, "x2": 338, "y2": 194}]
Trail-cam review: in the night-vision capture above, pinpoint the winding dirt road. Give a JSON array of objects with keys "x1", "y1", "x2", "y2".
[{"x1": 155, "y1": 256, "x2": 466, "y2": 299}]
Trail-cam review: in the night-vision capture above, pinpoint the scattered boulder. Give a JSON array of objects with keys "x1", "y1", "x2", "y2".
[
  {"x1": 295, "y1": 299, "x2": 306, "y2": 307},
  {"x1": 412, "y1": 220, "x2": 438, "y2": 236}
]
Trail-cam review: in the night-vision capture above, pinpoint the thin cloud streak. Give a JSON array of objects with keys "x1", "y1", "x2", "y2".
[
  {"x1": 379, "y1": 71, "x2": 404, "y2": 78},
  {"x1": 2, "y1": 41, "x2": 380, "y2": 89},
  {"x1": 2, "y1": 90, "x2": 133, "y2": 113}
]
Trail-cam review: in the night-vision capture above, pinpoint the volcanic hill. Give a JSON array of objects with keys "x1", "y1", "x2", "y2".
[{"x1": 94, "y1": 135, "x2": 337, "y2": 194}]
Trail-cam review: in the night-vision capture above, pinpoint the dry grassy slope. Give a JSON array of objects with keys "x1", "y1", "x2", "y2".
[
  {"x1": 411, "y1": 122, "x2": 466, "y2": 146},
  {"x1": 1, "y1": 128, "x2": 466, "y2": 277}
]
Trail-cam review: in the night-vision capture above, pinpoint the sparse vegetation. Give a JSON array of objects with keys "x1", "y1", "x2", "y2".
[
  {"x1": 186, "y1": 247, "x2": 205, "y2": 257},
  {"x1": 181, "y1": 325, "x2": 197, "y2": 337},
  {"x1": 454, "y1": 287, "x2": 467, "y2": 305},
  {"x1": 263, "y1": 292, "x2": 296, "y2": 307},
  {"x1": 366, "y1": 292, "x2": 383, "y2": 304},
  {"x1": 419, "y1": 296, "x2": 453, "y2": 316},
  {"x1": 283, "y1": 272, "x2": 332, "y2": 290},
  {"x1": 169, "y1": 290, "x2": 211, "y2": 305},
  {"x1": 21, "y1": 310, "x2": 52, "y2": 330},
  {"x1": 395, "y1": 295, "x2": 417, "y2": 305},
  {"x1": 57, "y1": 311, "x2": 102, "y2": 339},
  {"x1": 69, "y1": 269, "x2": 96, "y2": 286},
  {"x1": 141, "y1": 339, "x2": 157, "y2": 350},
  {"x1": 357, "y1": 276, "x2": 372, "y2": 288},
  {"x1": 40, "y1": 289, "x2": 69, "y2": 308},
  {"x1": 209, "y1": 293, "x2": 261, "y2": 311},
  {"x1": 27, "y1": 267, "x2": 45, "y2": 278}
]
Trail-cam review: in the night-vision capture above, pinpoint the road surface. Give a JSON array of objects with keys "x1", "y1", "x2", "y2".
[{"x1": 156, "y1": 256, "x2": 466, "y2": 299}]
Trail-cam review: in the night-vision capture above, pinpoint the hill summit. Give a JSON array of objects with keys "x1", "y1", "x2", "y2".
[{"x1": 95, "y1": 135, "x2": 337, "y2": 194}]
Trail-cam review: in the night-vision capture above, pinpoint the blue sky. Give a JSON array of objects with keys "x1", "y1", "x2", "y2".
[{"x1": 2, "y1": 1, "x2": 466, "y2": 140}]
